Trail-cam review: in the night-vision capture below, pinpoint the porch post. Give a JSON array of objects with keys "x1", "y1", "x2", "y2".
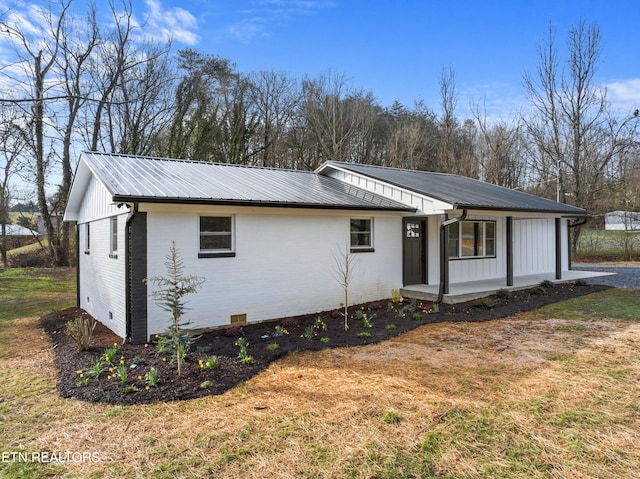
[
  {"x1": 440, "y1": 221, "x2": 450, "y2": 294},
  {"x1": 555, "y1": 217, "x2": 562, "y2": 280},
  {"x1": 506, "y1": 216, "x2": 513, "y2": 286}
]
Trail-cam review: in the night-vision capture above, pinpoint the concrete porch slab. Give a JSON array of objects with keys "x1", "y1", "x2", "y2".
[{"x1": 400, "y1": 270, "x2": 614, "y2": 304}]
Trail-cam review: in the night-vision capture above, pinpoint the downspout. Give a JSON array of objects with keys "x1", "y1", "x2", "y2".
[
  {"x1": 75, "y1": 224, "x2": 80, "y2": 307},
  {"x1": 436, "y1": 208, "x2": 468, "y2": 304},
  {"x1": 124, "y1": 202, "x2": 139, "y2": 343},
  {"x1": 567, "y1": 217, "x2": 587, "y2": 270}
]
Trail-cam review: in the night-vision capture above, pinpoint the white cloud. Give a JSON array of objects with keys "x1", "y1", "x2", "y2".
[
  {"x1": 605, "y1": 78, "x2": 640, "y2": 113},
  {"x1": 143, "y1": 0, "x2": 199, "y2": 45}
]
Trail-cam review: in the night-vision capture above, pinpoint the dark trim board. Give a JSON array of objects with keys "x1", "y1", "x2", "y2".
[{"x1": 127, "y1": 211, "x2": 148, "y2": 344}]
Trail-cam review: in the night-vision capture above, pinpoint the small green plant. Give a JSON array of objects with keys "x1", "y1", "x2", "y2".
[
  {"x1": 412, "y1": 312, "x2": 421, "y2": 321},
  {"x1": 103, "y1": 344, "x2": 120, "y2": 365},
  {"x1": 265, "y1": 343, "x2": 280, "y2": 351},
  {"x1": 358, "y1": 332, "x2": 371, "y2": 338},
  {"x1": 84, "y1": 360, "x2": 105, "y2": 379},
  {"x1": 200, "y1": 380, "x2": 213, "y2": 389},
  {"x1": 301, "y1": 326, "x2": 315, "y2": 340},
  {"x1": 386, "y1": 324, "x2": 397, "y2": 330},
  {"x1": 540, "y1": 280, "x2": 554, "y2": 288},
  {"x1": 131, "y1": 356, "x2": 147, "y2": 366},
  {"x1": 381, "y1": 410, "x2": 402, "y2": 424},
  {"x1": 432, "y1": 302, "x2": 439, "y2": 313},
  {"x1": 496, "y1": 288, "x2": 513, "y2": 299},
  {"x1": 66, "y1": 314, "x2": 97, "y2": 351},
  {"x1": 273, "y1": 325, "x2": 289, "y2": 336},
  {"x1": 531, "y1": 286, "x2": 547, "y2": 295},
  {"x1": 399, "y1": 298, "x2": 418, "y2": 317},
  {"x1": 320, "y1": 336, "x2": 330, "y2": 343},
  {"x1": 116, "y1": 364, "x2": 128, "y2": 383},
  {"x1": 146, "y1": 367, "x2": 159, "y2": 387},
  {"x1": 200, "y1": 356, "x2": 218, "y2": 369},
  {"x1": 391, "y1": 289, "x2": 403, "y2": 303},
  {"x1": 235, "y1": 337, "x2": 254, "y2": 365},
  {"x1": 76, "y1": 378, "x2": 94, "y2": 387},
  {"x1": 123, "y1": 386, "x2": 138, "y2": 394},
  {"x1": 475, "y1": 297, "x2": 496, "y2": 309},
  {"x1": 574, "y1": 278, "x2": 588, "y2": 286},
  {"x1": 313, "y1": 317, "x2": 328, "y2": 331}
]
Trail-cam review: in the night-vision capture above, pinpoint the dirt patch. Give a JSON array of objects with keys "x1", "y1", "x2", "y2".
[{"x1": 41, "y1": 282, "x2": 609, "y2": 405}]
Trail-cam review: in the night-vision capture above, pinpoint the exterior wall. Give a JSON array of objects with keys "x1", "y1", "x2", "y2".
[
  {"x1": 78, "y1": 214, "x2": 128, "y2": 339},
  {"x1": 324, "y1": 168, "x2": 452, "y2": 214},
  {"x1": 143, "y1": 204, "x2": 403, "y2": 338},
  {"x1": 513, "y1": 218, "x2": 556, "y2": 276},
  {"x1": 447, "y1": 215, "x2": 506, "y2": 283}
]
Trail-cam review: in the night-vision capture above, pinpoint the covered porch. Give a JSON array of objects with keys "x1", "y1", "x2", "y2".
[{"x1": 400, "y1": 269, "x2": 613, "y2": 304}]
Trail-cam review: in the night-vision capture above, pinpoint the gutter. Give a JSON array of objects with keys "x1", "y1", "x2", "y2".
[
  {"x1": 436, "y1": 209, "x2": 468, "y2": 304},
  {"x1": 124, "y1": 202, "x2": 139, "y2": 343}
]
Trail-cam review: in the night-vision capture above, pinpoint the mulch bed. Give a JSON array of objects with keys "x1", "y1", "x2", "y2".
[{"x1": 41, "y1": 282, "x2": 609, "y2": 405}]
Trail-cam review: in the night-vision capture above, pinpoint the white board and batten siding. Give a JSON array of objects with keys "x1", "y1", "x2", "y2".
[
  {"x1": 143, "y1": 204, "x2": 403, "y2": 338},
  {"x1": 76, "y1": 176, "x2": 128, "y2": 339},
  {"x1": 513, "y1": 218, "x2": 556, "y2": 276},
  {"x1": 324, "y1": 168, "x2": 452, "y2": 215}
]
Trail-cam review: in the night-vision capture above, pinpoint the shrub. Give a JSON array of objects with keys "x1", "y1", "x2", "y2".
[
  {"x1": 531, "y1": 286, "x2": 547, "y2": 295},
  {"x1": 574, "y1": 278, "x2": 588, "y2": 286},
  {"x1": 66, "y1": 314, "x2": 97, "y2": 351},
  {"x1": 223, "y1": 326, "x2": 244, "y2": 337},
  {"x1": 495, "y1": 288, "x2": 513, "y2": 300},
  {"x1": 280, "y1": 317, "x2": 299, "y2": 328},
  {"x1": 475, "y1": 297, "x2": 496, "y2": 309},
  {"x1": 540, "y1": 280, "x2": 554, "y2": 288}
]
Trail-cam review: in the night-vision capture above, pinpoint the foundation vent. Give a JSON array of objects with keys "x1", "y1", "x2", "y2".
[{"x1": 230, "y1": 314, "x2": 247, "y2": 326}]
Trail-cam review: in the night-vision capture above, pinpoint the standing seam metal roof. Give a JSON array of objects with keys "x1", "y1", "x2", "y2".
[
  {"x1": 80, "y1": 152, "x2": 415, "y2": 211},
  {"x1": 324, "y1": 162, "x2": 587, "y2": 215}
]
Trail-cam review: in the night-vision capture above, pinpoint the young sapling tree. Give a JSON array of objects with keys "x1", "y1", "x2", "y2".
[
  {"x1": 144, "y1": 241, "x2": 205, "y2": 375},
  {"x1": 331, "y1": 244, "x2": 357, "y2": 331}
]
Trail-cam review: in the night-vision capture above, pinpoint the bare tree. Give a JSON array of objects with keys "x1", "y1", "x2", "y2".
[
  {"x1": 0, "y1": 109, "x2": 27, "y2": 268},
  {"x1": 0, "y1": 0, "x2": 72, "y2": 265},
  {"x1": 247, "y1": 70, "x2": 299, "y2": 168},
  {"x1": 522, "y1": 20, "x2": 639, "y2": 252},
  {"x1": 331, "y1": 244, "x2": 357, "y2": 331}
]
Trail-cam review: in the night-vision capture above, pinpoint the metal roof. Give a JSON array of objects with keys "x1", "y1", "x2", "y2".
[
  {"x1": 322, "y1": 162, "x2": 587, "y2": 216},
  {"x1": 77, "y1": 152, "x2": 415, "y2": 211}
]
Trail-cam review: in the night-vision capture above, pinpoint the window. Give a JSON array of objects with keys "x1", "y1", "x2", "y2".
[
  {"x1": 448, "y1": 220, "x2": 495, "y2": 259},
  {"x1": 84, "y1": 223, "x2": 90, "y2": 254},
  {"x1": 350, "y1": 218, "x2": 374, "y2": 252},
  {"x1": 199, "y1": 216, "x2": 235, "y2": 258},
  {"x1": 109, "y1": 217, "x2": 118, "y2": 258}
]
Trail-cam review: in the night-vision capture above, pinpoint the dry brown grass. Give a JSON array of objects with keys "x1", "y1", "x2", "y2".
[{"x1": 2, "y1": 291, "x2": 640, "y2": 478}]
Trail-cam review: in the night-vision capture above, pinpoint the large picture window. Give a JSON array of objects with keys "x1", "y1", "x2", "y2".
[
  {"x1": 199, "y1": 216, "x2": 235, "y2": 258},
  {"x1": 350, "y1": 218, "x2": 374, "y2": 252},
  {"x1": 448, "y1": 220, "x2": 495, "y2": 258}
]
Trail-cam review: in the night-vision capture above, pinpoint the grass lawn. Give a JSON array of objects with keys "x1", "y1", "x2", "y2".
[{"x1": 1, "y1": 268, "x2": 640, "y2": 478}]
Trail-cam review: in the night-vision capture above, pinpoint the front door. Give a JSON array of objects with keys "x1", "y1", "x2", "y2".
[{"x1": 403, "y1": 219, "x2": 426, "y2": 285}]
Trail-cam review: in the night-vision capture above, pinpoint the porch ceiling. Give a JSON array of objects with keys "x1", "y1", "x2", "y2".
[{"x1": 401, "y1": 270, "x2": 614, "y2": 304}]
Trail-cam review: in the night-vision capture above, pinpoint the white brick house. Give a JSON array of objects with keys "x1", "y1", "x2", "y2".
[{"x1": 64, "y1": 152, "x2": 593, "y2": 343}]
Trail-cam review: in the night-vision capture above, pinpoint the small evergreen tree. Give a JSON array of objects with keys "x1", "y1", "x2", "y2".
[{"x1": 145, "y1": 241, "x2": 204, "y2": 375}]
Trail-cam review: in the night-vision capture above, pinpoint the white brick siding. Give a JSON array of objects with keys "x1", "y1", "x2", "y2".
[{"x1": 143, "y1": 204, "x2": 403, "y2": 337}]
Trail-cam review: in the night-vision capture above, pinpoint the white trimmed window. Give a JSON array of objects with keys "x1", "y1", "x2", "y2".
[
  {"x1": 109, "y1": 217, "x2": 118, "y2": 258},
  {"x1": 84, "y1": 223, "x2": 90, "y2": 254},
  {"x1": 448, "y1": 220, "x2": 495, "y2": 258},
  {"x1": 199, "y1": 216, "x2": 235, "y2": 258},
  {"x1": 350, "y1": 218, "x2": 374, "y2": 252}
]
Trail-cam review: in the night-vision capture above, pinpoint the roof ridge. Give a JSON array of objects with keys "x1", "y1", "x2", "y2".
[{"x1": 83, "y1": 151, "x2": 316, "y2": 175}]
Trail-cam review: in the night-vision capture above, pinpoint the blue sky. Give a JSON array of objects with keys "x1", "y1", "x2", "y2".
[{"x1": 131, "y1": 0, "x2": 640, "y2": 120}]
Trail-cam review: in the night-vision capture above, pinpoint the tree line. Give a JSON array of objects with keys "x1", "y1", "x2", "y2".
[{"x1": 0, "y1": 0, "x2": 638, "y2": 266}]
